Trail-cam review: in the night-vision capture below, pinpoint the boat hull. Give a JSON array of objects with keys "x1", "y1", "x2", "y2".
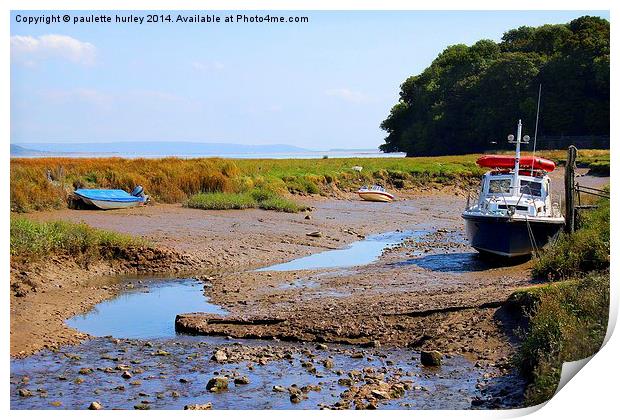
[
  {"x1": 358, "y1": 191, "x2": 394, "y2": 202},
  {"x1": 462, "y1": 214, "x2": 564, "y2": 257},
  {"x1": 77, "y1": 196, "x2": 145, "y2": 210}
]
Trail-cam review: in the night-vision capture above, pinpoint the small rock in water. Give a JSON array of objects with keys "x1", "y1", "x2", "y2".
[
  {"x1": 206, "y1": 376, "x2": 228, "y2": 392},
  {"x1": 234, "y1": 376, "x2": 250, "y2": 385},
  {"x1": 212, "y1": 349, "x2": 228, "y2": 363},
  {"x1": 88, "y1": 401, "x2": 103, "y2": 410},
  {"x1": 121, "y1": 371, "x2": 133, "y2": 379},
  {"x1": 134, "y1": 403, "x2": 150, "y2": 410},
  {"x1": 78, "y1": 367, "x2": 93, "y2": 375},
  {"x1": 371, "y1": 389, "x2": 391, "y2": 400},
  {"x1": 323, "y1": 359, "x2": 335, "y2": 369},
  {"x1": 184, "y1": 403, "x2": 212, "y2": 410},
  {"x1": 273, "y1": 385, "x2": 286, "y2": 392},
  {"x1": 18, "y1": 388, "x2": 32, "y2": 397},
  {"x1": 420, "y1": 350, "x2": 443, "y2": 367},
  {"x1": 304, "y1": 214, "x2": 312, "y2": 220}
]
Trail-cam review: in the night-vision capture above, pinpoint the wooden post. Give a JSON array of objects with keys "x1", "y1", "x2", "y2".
[{"x1": 564, "y1": 145, "x2": 577, "y2": 233}]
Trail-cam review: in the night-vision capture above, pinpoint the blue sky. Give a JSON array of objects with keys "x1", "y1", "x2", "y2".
[{"x1": 10, "y1": 10, "x2": 610, "y2": 150}]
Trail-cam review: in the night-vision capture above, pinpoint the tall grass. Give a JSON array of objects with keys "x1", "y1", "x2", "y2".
[
  {"x1": 10, "y1": 218, "x2": 146, "y2": 262},
  {"x1": 532, "y1": 195, "x2": 609, "y2": 280},
  {"x1": 184, "y1": 189, "x2": 308, "y2": 213},
  {"x1": 512, "y1": 273, "x2": 609, "y2": 406},
  {"x1": 514, "y1": 192, "x2": 610, "y2": 406},
  {"x1": 10, "y1": 150, "x2": 608, "y2": 213}
]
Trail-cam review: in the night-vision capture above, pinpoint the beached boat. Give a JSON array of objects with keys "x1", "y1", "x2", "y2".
[
  {"x1": 461, "y1": 120, "x2": 564, "y2": 257},
  {"x1": 357, "y1": 185, "x2": 395, "y2": 202},
  {"x1": 74, "y1": 186, "x2": 148, "y2": 210}
]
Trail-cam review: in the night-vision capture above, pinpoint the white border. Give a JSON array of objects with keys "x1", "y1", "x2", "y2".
[{"x1": 2, "y1": 1, "x2": 616, "y2": 419}]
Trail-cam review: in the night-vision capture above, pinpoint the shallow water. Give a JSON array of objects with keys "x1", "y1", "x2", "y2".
[
  {"x1": 66, "y1": 279, "x2": 227, "y2": 339},
  {"x1": 10, "y1": 336, "x2": 484, "y2": 410},
  {"x1": 257, "y1": 230, "x2": 428, "y2": 272}
]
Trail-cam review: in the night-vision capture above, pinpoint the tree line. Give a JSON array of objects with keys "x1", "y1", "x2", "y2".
[{"x1": 380, "y1": 16, "x2": 609, "y2": 156}]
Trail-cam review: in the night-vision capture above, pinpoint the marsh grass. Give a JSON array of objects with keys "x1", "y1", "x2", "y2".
[
  {"x1": 515, "y1": 192, "x2": 610, "y2": 406},
  {"x1": 10, "y1": 218, "x2": 147, "y2": 263},
  {"x1": 512, "y1": 273, "x2": 609, "y2": 406},
  {"x1": 10, "y1": 150, "x2": 608, "y2": 213},
  {"x1": 532, "y1": 195, "x2": 609, "y2": 280},
  {"x1": 184, "y1": 189, "x2": 307, "y2": 213}
]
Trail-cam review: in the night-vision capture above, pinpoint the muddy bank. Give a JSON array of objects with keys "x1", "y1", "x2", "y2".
[{"x1": 10, "y1": 246, "x2": 196, "y2": 357}]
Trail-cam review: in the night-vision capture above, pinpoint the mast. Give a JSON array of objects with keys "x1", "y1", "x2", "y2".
[{"x1": 513, "y1": 120, "x2": 522, "y2": 196}]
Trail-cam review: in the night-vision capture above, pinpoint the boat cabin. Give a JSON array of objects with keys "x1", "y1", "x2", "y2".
[{"x1": 472, "y1": 170, "x2": 557, "y2": 218}]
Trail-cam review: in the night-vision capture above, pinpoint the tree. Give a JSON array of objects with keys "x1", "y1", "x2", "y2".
[{"x1": 380, "y1": 16, "x2": 609, "y2": 156}]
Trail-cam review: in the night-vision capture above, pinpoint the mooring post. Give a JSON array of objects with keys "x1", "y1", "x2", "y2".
[{"x1": 564, "y1": 145, "x2": 577, "y2": 233}]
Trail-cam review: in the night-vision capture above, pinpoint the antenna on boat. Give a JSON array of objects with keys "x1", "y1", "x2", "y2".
[{"x1": 531, "y1": 84, "x2": 542, "y2": 175}]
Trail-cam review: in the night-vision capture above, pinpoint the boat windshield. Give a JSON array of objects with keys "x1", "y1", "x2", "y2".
[
  {"x1": 520, "y1": 180, "x2": 542, "y2": 197},
  {"x1": 488, "y1": 178, "x2": 512, "y2": 194}
]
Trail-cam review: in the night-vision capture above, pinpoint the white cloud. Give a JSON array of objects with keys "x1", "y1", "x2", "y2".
[
  {"x1": 11, "y1": 34, "x2": 96, "y2": 66},
  {"x1": 324, "y1": 88, "x2": 368, "y2": 103},
  {"x1": 192, "y1": 60, "x2": 225, "y2": 72}
]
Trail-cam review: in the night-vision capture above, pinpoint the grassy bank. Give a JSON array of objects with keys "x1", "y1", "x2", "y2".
[
  {"x1": 512, "y1": 194, "x2": 610, "y2": 406},
  {"x1": 10, "y1": 218, "x2": 147, "y2": 263},
  {"x1": 10, "y1": 150, "x2": 608, "y2": 213},
  {"x1": 184, "y1": 189, "x2": 308, "y2": 213}
]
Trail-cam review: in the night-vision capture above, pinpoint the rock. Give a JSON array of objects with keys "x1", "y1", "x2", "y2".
[
  {"x1": 338, "y1": 378, "x2": 352, "y2": 386},
  {"x1": 420, "y1": 350, "x2": 443, "y2": 367},
  {"x1": 18, "y1": 388, "x2": 32, "y2": 397},
  {"x1": 134, "y1": 403, "x2": 150, "y2": 410},
  {"x1": 306, "y1": 231, "x2": 323, "y2": 238},
  {"x1": 273, "y1": 385, "x2": 286, "y2": 392},
  {"x1": 234, "y1": 376, "x2": 250, "y2": 385},
  {"x1": 371, "y1": 389, "x2": 391, "y2": 400},
  {"x1": 206, "y1": 376, "x2": 228, "y2": 392},
  {"x1": 79, "y1": 367, "x2": 93, "y2": 375},
  {"x1": 212, "y1": 349, "x2": 228, "y2": 363},
  {"x1": 323, "y1": 359, "x2": 335, "y2": 369},
  {"x1": 184, "y1": 403, "x2": 212, "y2": 410},
  {"x1": 88, "y1": 401, "x2": 103, "y2": 410},
  {"x1": 290, "y1": 393, "x2": 302, "y2": 404},
  {"x1": 304, "y1": 214, "x2": 312, "y2": 220},
  {"x1": 316, "y1": 343, "x2": 328, "y2": 350},
  {"x1": 121, "y1": 371, "x2": 133, "y2": 379},
  {"x1": 179, "y1": 378, "x2": 189, "y2": 383}
]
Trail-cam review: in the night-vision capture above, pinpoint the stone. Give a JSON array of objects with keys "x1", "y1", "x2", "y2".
[
  {"x1": 184, "y1": 403, "x2": 212, "y2": 410},
  {"x1": 371, "y1": 389, "x2": 391, "y2": 400},
  {"x1": 18, "y1": 388, "x2": 32, "y2": 397},
  {"x1": 234, "y1": 376, "x2": 250, "y2": 385},
  {"x1": 306, "y1": 231, "x2": 323, "y2": 238},
  {"x1": 273, "y1": 385, "x2": 286, "y2": 392},
  {"x1": 212, "y1": 349, "x2": 228, "y2": 363},
  {"x1": 206, "y1": 376, "x2": 228, "y2": 392},
  {"x1": 290, "y1": 393, "x2": 302, "y2": 404},
  {"x1": 323, "y1": 359, "x2": 335, "y2": 369},
  {"x1": 420, "y1": 350, "x2": 443, "y2": 367},
  {"x1": 79, "y1": 367, "x2": 93, "y2": 375},
  {"x1": 88, "y1": 401, "x2": 103, "y2": 410},
  {"x1": 121, "y1": 371, "x2": 132, "y2": 379},
  {"x1": 134, "y1": 403, "x2": 150, "y2": 410}
]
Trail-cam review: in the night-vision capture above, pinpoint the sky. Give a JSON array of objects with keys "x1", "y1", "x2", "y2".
[{"x1": 10, "y1": 10, "x2": 610, "y2": 150}]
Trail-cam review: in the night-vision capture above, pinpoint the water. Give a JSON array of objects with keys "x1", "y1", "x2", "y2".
[
  {"x1": 10, "y1": 337, "x2": 485, "y2": 410},
  {"x1": 257, "y1": 230, "x2": 428, "y2": 272},
  {"x1": 66, "y1": 279, "x2": 227, "y2": 339}
]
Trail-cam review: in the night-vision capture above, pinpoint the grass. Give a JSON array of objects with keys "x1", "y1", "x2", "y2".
[
  {"x1": 511, "y1": 273, "x2": 609, "y2": 406},
  {"x1": 184, "y1": 189, "x2": 308, "y2": 213},
  {"x1": 513, "y1": 193, "x2": 610, "y2": 406},
  {"x1": 10, "y1": 150, "x2": 609, "y2": 213},
  {"x1": 532, "y1": 195, "x2": 609, "y2": 280},
  {"x1": 10, "y1": 217, "x2": 147, "y2": 263}
]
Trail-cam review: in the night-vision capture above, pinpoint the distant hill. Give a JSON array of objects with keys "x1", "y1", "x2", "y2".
[
  {"x1": 10, "y1": 144, "x2": 49, "y2": 157},
  {"x1": 12, "y1": 142, "x2": 310, "y2": 157}
]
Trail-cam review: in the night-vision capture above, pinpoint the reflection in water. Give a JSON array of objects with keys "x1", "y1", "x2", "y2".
[
  {"x1": 257, "y1": 230, "x2": 428, "y2": 272},
  {"x1": 66, "y1": 279, "x2": 227, "y2": 339},
  {"x1": 389, "y1": 252, "x2": 526, "y2": 273}
]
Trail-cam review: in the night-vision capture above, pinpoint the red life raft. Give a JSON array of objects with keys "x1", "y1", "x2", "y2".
[{"x1": 476, "y1": 155, "x2": 556, "y2": 172}]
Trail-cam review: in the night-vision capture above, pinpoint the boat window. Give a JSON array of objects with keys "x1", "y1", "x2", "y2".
[
  {"x1": 520, "y1": 180, "x2": 542, "y2": 197},
  {"x1": 488, "y1": 179, "x2": 512, "y2": 194}
]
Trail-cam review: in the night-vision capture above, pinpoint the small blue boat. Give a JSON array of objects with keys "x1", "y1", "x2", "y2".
[{"x1": 74, "y1": 186, "x2": 148, "y2": 210}]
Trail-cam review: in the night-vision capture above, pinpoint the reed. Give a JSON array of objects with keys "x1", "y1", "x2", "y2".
[{"x1": 10, "y1": 150, "x2": 608, "y2": 213}]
